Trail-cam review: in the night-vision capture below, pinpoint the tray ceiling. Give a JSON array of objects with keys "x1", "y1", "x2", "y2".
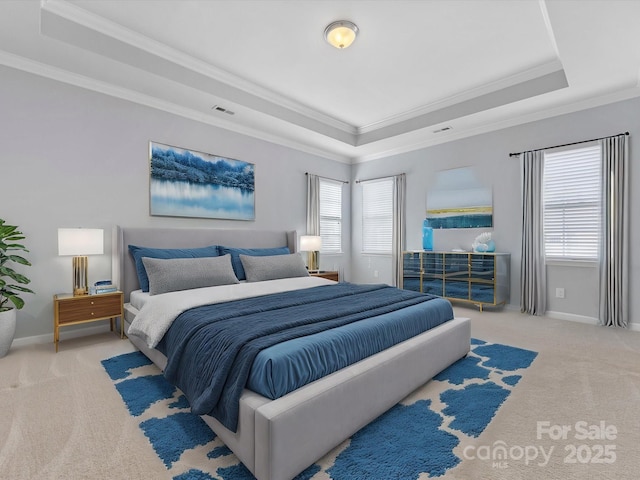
[{"x1": 1, "y1": 0, "x2": 639, "y2": 163}]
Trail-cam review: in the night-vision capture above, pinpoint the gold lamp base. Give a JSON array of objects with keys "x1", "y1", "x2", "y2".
[
  {"x1": 307, "y1": 251, "x2": 319, "y2": 273},
  {"x1": 72, "y1": 256, "x2": 89, "y2": 296}
]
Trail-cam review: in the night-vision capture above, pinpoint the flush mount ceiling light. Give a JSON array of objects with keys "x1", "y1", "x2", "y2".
[{"x1": 324, "y1": 20, "x2": 359, "y2": 49}]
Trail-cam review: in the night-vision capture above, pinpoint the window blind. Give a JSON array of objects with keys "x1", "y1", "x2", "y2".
[
  {"x1": 543, "y1": 145, "x2": 601, "y2": 260},
  {"x1": 362, "y1": 178, "x2": 393, "y2": 254},
  {"x1": 319, "y1": 178, "x2": 342, "y2": 253}
]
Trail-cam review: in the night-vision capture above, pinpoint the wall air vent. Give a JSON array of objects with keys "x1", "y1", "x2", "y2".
[
  {"x1": 212, "y1": 105, "x2": 235, "y2": 115},
  {"x1": 433, "y1": 126, "x2": 452, "y2": 133}
]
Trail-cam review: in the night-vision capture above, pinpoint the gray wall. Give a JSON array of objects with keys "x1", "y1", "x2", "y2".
[
  {"x1": 3, "y1": 63, "x2": 638, "y2": 341},
  {"x1": 351, "y1": 97, "x2": 639, "y2": 328},
  {"x1": 0, "y1": 66, "x2": 351, "y2": 340}
]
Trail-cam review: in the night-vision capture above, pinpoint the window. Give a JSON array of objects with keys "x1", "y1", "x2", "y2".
[
  {"x1": 362, "y1": 178, "x2": 393, "y2": 254},
  {"x1": 543, "y1": 144, "x2": 601, "y2": 261},
  {"x1": 319, "y1": 178, "x2": 342, "y2": 253}
]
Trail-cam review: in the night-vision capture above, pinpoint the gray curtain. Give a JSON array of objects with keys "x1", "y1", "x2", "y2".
[
  {"x1": 306, "y1": 174, "x2": 320, "y2": 236},
  {"x1": 599, "y1": 135, "x2": 629, "y2": 327},
  {"x1": 392, "y1": 173, "x2": 406, "y2": 287},
  {"x1": 520, "y1": 150, "x2": 546, "y2": 315}
]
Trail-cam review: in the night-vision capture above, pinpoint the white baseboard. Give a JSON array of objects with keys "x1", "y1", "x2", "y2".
[
  {"x1": 546, "y1": 310, "x2": 640, "y2": 331},
  {"x1": 12, "y1": 323, "x2": 114, "y2": 347},
  {"x1": 545, "y1": 311, "x2": 599, "y2": 325},
  {"x1": 12, "y1": 309, "x2": 639, "y2": 347}
]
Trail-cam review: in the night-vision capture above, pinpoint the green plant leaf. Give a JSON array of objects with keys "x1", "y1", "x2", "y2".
[
  {"x1": 6, "y1": 294, "x2": 25, "y2": 310},
  {"x1": 6, "y1": 284, "x2": 34, "y2": 294},
  {"x1": 7, "y1": 255, "x2": 31, "y2": 266},
  {"x1": 0, "y1": 219, "x2": 33, "y2": 312},
  {"x1": 0, "y1": 267, "x2": 30, "y2": 284},
  {"x1": 1, "y1": 243, "x2": 28, "y2": 251}
]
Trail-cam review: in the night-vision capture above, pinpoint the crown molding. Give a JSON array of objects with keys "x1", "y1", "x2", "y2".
[
  {"x1": 0, "y1": 49, "x2": 353, "y2": 164},
  {"x1": 40, "y1": 0, "x2": 357, "y2": 136},
  {"x1": 3, "y1": 45, "x2": 636, "y2": 166},
  {"x1": 3, "y1": 43, "x2": 636, "y2": 166},
  {"x1": 36, "y1": 1, "x2": 594, "y2": 152},
  {"x1": 357, "y1": 60, "x2": 565, "y2": 135},
  {"x1": 352, "y1": 85, "x2": 640, "y2": 163}
]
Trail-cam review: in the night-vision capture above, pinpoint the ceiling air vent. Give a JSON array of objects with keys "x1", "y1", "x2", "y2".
[
  {"x1": 433, "y1": 126, "x2": 452, "y2": 133},
  {"x1": 212, "y1": 105, "x2": 235, "y2": 115}
]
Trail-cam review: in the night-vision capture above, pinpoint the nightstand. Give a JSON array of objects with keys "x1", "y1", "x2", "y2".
[
  {"x1": 310, "y1": 271, "x2": 339, "y2": 282},
  {"x1": 53, "y1": 291, "x2": 124, "y2": 352}
]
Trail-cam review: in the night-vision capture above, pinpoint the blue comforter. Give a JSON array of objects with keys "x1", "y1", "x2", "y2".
[
  {"x1": 161, "y1": 282, "x2": 447, "y2": 432},
  {"x1": 247, "y1": 297, "x2": 454, "y2": 399}
]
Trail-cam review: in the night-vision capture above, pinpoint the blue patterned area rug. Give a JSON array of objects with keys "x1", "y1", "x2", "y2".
[{"x1": 101, "y1": 339, "x2": 537, "y2": 480}]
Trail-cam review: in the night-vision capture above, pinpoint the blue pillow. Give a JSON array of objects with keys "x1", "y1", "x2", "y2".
[
  {"x1": 218, "y1": 246, "x2": 290, "y2": 281},
  {"x1": 128, "y1": 244, "x2": 220, "y2": 292}
]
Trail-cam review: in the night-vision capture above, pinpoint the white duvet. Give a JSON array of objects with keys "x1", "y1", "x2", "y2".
[{"x1": 128, "y1": 276, "x2": 335, "y2": 348}]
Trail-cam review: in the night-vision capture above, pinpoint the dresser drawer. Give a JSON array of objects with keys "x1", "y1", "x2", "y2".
[{"x1": 57, "y1": 294, "x2": 123, "y2": 324}]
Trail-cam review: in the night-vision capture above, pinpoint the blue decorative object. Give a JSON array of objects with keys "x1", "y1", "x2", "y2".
[
  {"x1": 102, "y1": 338, "x2": 537, "y2": 479},
  {"x1": 422, "y1": 218, "x2": 434, "y2": 251},
  {"x1": 472, "y1": 232, "x2": 495, "y2": 253}
]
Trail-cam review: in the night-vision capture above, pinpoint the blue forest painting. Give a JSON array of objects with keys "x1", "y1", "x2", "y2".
[{"x1": 149, "y1": 142, "x2": 255, "y2": 220}]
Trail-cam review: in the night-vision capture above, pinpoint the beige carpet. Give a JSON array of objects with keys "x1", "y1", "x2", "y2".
[{"x1": 0, "y1": 306, "x2": 639, "y2": 479}]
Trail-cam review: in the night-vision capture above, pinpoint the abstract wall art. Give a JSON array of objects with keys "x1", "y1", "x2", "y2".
[{"x1": 426, "y1": 167, "x2": 492, "y2": 229}]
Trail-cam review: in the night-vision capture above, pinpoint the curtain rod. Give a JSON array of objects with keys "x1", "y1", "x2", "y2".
[
  {"x1": 355, "y1": 173, "x2": 405, "y2": 184},
  {"x1": 509, "y1": 131, "x2": 629, "y2": 157},
  {"x1": 305, "y1": 172, "x2": 349, "y2": 184}
]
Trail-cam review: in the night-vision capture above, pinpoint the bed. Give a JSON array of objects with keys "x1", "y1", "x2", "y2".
[{"x1": 112, "y1": 226, "x2": 471, "y2": 480}]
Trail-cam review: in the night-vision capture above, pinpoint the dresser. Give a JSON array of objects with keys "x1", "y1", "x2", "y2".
[{"x1": 402, "y1": 251, "x2": 510, "y2": 311}]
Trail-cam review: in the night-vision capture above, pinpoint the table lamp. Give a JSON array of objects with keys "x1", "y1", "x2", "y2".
[
  {"x1": 300, "y1": 235, "x2": 322, "y2": 272},
  {"x1": 58, "y1": 228, "x2": 104, "y2": 296}
]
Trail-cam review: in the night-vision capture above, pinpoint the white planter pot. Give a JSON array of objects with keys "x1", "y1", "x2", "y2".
[{"x1": 0, "y1": 308, "x2": 17, "y2": 358}]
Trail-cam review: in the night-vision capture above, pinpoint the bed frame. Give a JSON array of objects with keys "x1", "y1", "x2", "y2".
[{"x1": 113, "y1": 226, "x2": 471, "y2": 480}]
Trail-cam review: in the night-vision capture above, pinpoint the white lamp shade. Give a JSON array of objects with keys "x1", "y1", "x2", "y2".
[
  {"x1": 58, "y1": 228, "x2": 104, "y2": 256},
  {"x1": 300, "y1": 235, "x2": 322, "y2": 252}
]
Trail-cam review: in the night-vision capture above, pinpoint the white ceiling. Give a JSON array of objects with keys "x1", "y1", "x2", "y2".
[{"x1": 1, "y1": 0, "x2": 639, "y2": 163}]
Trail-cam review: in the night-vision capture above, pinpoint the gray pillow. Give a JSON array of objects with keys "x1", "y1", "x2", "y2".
[
  {"x1": 142, "y1": 254, "x2": 239, "y2": 295},
  {"x1": 240, "y1": 253, "x2": 310, "y2": 282}
]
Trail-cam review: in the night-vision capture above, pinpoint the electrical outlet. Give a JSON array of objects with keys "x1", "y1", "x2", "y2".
[
  {"x1": 374, "y1": 270, "x2": 379, "y2": 278},
  {"x1": 556, "y1": 288, "x2": 565, "y2": 298}
]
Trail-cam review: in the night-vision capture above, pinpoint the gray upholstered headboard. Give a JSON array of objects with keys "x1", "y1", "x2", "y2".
[{"x1": 112, "y1": 226, "x2": 298, "y2": 302}]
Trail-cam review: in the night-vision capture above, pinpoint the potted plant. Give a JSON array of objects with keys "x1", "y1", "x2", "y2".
[{"x1": 0, "y1": 219, "x2": 34, "y2": 357}]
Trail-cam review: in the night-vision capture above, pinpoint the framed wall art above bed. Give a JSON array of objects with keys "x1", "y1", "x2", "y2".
[{"x1": 149, "y1": 141, "x2": 255, "y2": 221}]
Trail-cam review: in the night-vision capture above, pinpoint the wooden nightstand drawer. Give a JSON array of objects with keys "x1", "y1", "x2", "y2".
[
  {"x1": 310, "y1": 271, "x2": 339, "y2": 282},
  {"x1": 57, "y1": 295, "x2": 123, "y2": 324}
]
